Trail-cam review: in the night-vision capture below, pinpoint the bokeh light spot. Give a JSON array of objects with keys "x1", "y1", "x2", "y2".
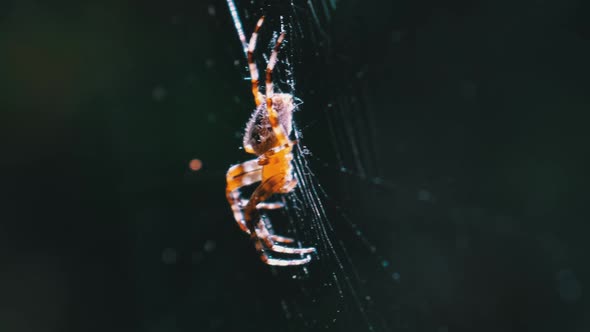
[
  {"x1": 189, "y1": 158, "x2": 203, "y2": 171},
  {"x1": 161, "y1": 248, "x2": 177, "y2": 264}
]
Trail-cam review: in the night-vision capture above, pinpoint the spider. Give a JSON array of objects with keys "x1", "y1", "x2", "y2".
[{"x1": 225, "y1": 16, "x2": 316, "y2": 266}]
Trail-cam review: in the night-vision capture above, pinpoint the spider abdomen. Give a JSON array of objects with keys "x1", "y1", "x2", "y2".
[{"x1": 243, "y1": 93, "x2": 294, "y2": 155}]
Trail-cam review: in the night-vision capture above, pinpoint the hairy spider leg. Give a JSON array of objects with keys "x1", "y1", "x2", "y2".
[
  {"x1": 256, "y1": 219, "x2": 315, "y2": 255},
  {"x1": 226, "y1": 159, "x2": 287, "y2": 238},
  {"x1": 247, "y1": 16, "x2": 265, "y2": 107},
  {"x1": 226, "y1": 159, "x2": 262, "y2": 234},
  {"x1": 226, "y1": 160, "x2": 312, "y2": 252},
  {"x1": 243, "y1": 173, "x2": 314, "y2": 265},
  {"x1": 265, "y1": 32, "x2": 290, "y2": 146},
  {"x1": 242, "y1": 16, "x2": 266, "y2": 155}
]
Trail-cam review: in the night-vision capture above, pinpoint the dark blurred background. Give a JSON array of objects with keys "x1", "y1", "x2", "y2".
[{"x1": 2, "y1": 0, "x2": 589, "y2": 331}]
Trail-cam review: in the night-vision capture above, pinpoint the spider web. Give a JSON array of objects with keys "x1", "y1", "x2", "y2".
[{"x1": 223, "y1": 1, "x2": 403, "y2": 331}]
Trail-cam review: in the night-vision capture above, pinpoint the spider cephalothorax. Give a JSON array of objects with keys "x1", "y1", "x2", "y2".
[{"x1": 225, "y1": 17, "x2": 315, "y2": 266}]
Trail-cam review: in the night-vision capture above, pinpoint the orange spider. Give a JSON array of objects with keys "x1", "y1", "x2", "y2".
[{"x1": 225, "y1": 17, "x2": 316, "y2": 266}]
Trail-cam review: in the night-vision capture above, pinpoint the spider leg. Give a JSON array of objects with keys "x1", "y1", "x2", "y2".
[
  {"x1": 265, "y1": 32, "x2": 290, "y2": 147},
  {"x1": 254, "y1": 240, "x2": 312, "y2": 266},
  {"x1": 240, "y1": 200, "x2": 285, "y2": 210},
  {"x1": 261, "y1": 219, "x2": 297, "y2": 245},
  {"x1": 257, "y1": 221, "x2": 315, "y2": 254},
  {"x1": 258, "y1": 213, "x2": 295, "y2": 244},
  {"x1": 269, "y1": 234, "x2": 294, "y2": 243},
  {"x1": 247, "y1": 16, "x2": 265, "y2": 107},
  {"x1": 226, "y1": 159, "x2": 262, "y2": 234},
  {"x1": 244, "y1": 173, "x2": 315, "y2": 265},
  {"x1": 243, "y1": 173, "x2": 287, "y2": 231},
  {"x1": 279, "y1": 178, "x2": 297, "y2": 194},
  {"x1": 226, "y1": 160, "x2": 296, "y2": 244}
]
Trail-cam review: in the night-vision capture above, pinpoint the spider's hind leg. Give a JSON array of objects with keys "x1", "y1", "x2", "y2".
[
  {"x1": 226, "y1": 160, "x2": 296, "y2": 245},
  {"x1": 257, "y1": 219, "x2": 315, "y2": 255},
  {"x1": 244, "y1": 174, "x2": 316, "y2": 265},
  {"x1": 258, "y1": 214, "x2": 297, "y2": 244},
  {"x1": 262, "y1": 252, "x2": 313, "y2": 266}
]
